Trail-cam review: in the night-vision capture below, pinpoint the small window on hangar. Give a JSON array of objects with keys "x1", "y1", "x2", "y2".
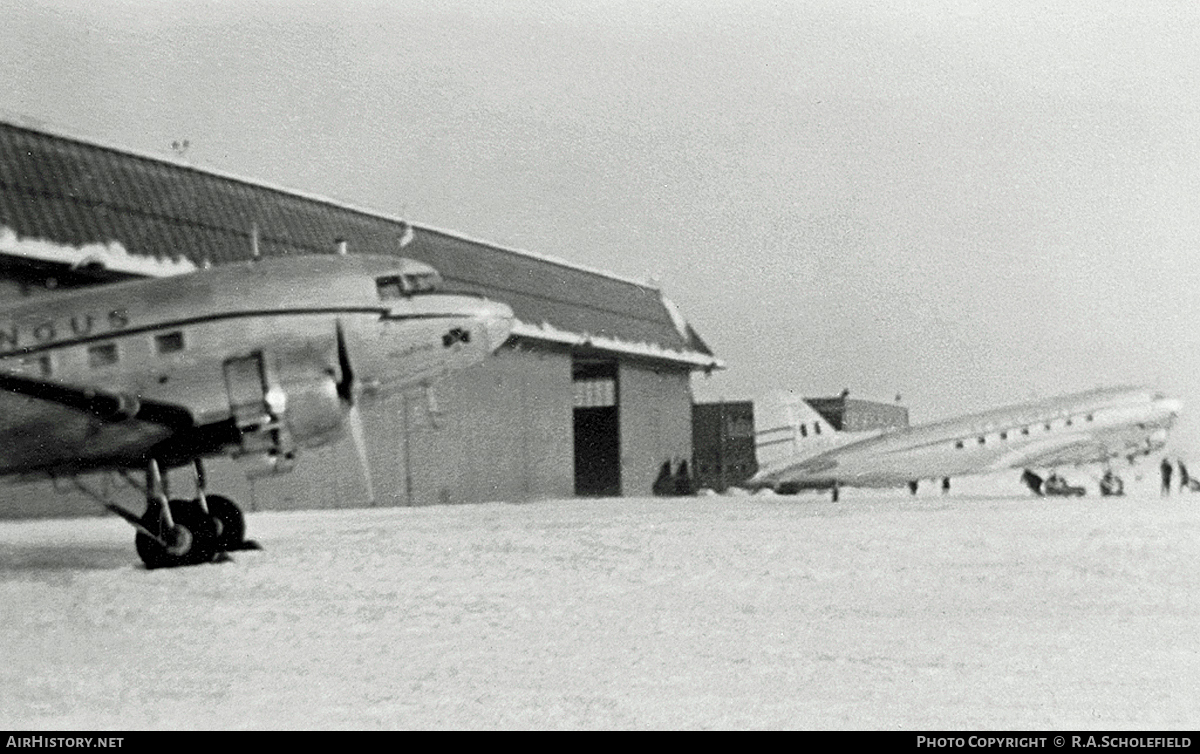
[{"x1": 574, "y1": 375, "x2": 617, "y2": 407}]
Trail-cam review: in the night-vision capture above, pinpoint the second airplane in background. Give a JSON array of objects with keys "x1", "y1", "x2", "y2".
[{"x1": 745, "y1": 386, "x2": 1182, "y2": 500}]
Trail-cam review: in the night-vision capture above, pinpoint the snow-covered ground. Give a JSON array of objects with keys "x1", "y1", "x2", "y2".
[{"x1": 2, "y1": 484, "x2": 1198, "y2": 730}]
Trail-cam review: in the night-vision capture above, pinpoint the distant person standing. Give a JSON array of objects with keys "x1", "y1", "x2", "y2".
[
  {"x1": 1179, "y1": 459, "x2": 1191, "y2": 493},
  {"x1": 673, "y1": 459, "x2": 695, "y2": 496},
  {"x1": 1161, "y1": 457, "x2": 1173, "y2": 496},
  {"x1": 652, "y1": 460, "x2": 673, "y2": 496}
]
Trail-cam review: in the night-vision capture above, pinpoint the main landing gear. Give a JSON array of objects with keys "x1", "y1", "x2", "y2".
[
  {"x1": 1021, "y1": 469, "x2": 1045, "y2": 496},
  {"x1": 75, "y1": 458, "x2": 258, "y2": 569},
  {"x1": 1099, "y1": 469, "x2": 1125, "y2": 497},
  {"x1": 906, "y1": 478, "x2": 950, "y2": 496},
  {"x1": 1022, "y1": 469, "x2": 1092, "y2": 497}
]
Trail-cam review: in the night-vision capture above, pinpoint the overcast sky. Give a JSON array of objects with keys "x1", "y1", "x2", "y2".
[{"x1": 3, "y1": 0, "x2": 1198, "y2": 451}]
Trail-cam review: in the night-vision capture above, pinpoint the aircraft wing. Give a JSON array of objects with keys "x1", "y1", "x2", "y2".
[
  {"x1": 0, "y1": 370, "x2": 195, "y2": 430},
  {"x1": 986, "y1": 433, "x2": 1122, "y2": 472}
]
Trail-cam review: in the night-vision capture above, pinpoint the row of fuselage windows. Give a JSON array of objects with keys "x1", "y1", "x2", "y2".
[
  {"x1": 952, "y1": 413, "x2": 1097, "y2": 449},
  {"x1": 22, "y1": 330, "x2": 185, "y2": 378}
]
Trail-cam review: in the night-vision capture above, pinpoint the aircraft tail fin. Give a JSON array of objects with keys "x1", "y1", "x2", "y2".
[{"x1": 753, "y1": 392, "x2": 841, "y2": 468}]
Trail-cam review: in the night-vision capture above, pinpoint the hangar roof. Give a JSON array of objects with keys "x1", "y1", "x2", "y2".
[{"x1": 0, "y1": 116, "x2": 719, "y2": 370}]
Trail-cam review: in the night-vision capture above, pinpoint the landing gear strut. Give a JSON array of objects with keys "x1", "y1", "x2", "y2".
[
  {"x1": 133, "y1": 459, "x2": 218, "y2": 569},
  {"x1": 1025, "y1": 469, "x2": 1086, "y2": 497},
  {"x1": 72, "y1": 458, "x2": 256, "y2": 569},
  {"x1": 190, "y1": 459, "x2": 252, "y2": 552}
]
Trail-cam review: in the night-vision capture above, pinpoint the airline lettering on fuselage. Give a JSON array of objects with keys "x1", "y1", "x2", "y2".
[{"x1": 0, "y1": 309, "x2": 130, "y2": 354}]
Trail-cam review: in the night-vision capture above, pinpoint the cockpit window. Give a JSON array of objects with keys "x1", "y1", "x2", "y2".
[
  {"x1": 405, "y1": 272, "x2": 440, "y2": 294},
  {"x1": 376, "y1": 271, "x2": 442, "y2": 300},
  {"x1": 375, "y1": 275, "x2": 408, "y2": 300}
]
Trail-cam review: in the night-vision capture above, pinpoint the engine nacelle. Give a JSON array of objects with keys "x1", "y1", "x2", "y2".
[
  {"x1": 232, "y1": 374, "x2": 347, "y2": 479},
  {"x1": 278, "y1": 374, "x2": 347, "y2": 450}
]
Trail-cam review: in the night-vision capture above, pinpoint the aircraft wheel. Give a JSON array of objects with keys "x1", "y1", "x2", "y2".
[
  {"x1": 204, "y1": 495, "x2": 246, "y2": 551},
  {"x1": 135, "y1": 499, "x2": 218, "y2": 569}
]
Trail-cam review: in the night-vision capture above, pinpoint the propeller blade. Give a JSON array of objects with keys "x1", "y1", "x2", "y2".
[
  {"x1": 335, "y1": 320, "x2": 354, "y2": 404},
  {"x1": 347, "y1": 403, "x2": 376, "y2": 505},
  {"x1": 336, "y1": 320, "x2": 374, "y2": 503}
]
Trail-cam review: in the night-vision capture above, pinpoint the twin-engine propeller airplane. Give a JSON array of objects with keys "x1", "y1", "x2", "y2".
[
  {"x1": 0, "y1": 254, "x2": 514, "y2": 568},
  {"x1": 745, "y1": 386, "x2": 1181, "y2": 500}
]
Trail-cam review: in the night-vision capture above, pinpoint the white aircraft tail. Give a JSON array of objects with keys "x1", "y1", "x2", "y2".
[{"x1": 754, "y1": 392, "x2": 852, "y2": 468}]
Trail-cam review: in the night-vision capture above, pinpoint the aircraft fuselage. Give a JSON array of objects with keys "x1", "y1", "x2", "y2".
[
  {"x1": 748, "y1": 386, "x2": 1181, "y2": 491},
  {"x1": 0, "y1": 254, "x2": 513, "y2": 476}
]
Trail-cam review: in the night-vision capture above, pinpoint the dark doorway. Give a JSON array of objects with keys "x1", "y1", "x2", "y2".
[{"x1": 573, "y1": 359, "x2": 620, "y2": 496}]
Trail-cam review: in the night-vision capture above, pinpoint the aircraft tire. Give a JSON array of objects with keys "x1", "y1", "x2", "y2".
[
  {"x1": 205, "y1": 495, "x2": 246, "y2": 551},
  {"x1": 135, "y1": 499, "x2": 218, "y2": 569}
]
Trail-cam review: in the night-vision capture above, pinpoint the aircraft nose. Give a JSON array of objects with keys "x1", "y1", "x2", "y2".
[{"x1": 478, "y1": 300, "x2": 514, "y2": 352}]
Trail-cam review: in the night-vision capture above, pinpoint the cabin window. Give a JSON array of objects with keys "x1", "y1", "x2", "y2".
[
  {"x1": 1000, "y1": 431, "x2": 1008, "y2": 440},
  {"x1": 955, "y1": 440, "x2": 964, "y2": 449},
  {"x1": 1065, "y1": 417, "x2": 1073, "y2": 426},
  {"x1": 799, "y1": 425, "x2": 808, "y2": 438},
  {"x1": 1044, "y1": 422, "x2": 1052, "y2": 431},
  {"x1": 977, "y1": 436, "x2": 986, "y2": 445},
  {"x1": 1086, "y1": 414, "x2": 1094, "y2": 422},
  {"x1": 88, "y1": 343, "x2": 118, "y2": 368},
  {"x1": 1021, "y1": 427, "x2": 1030, "y2": 436},
  {"x1": 20, "y1": 354, "x2": 52, "y2": 377},
  {"x1": 813, "y1": 423, "x2": 822, "y2": 435},
  {"x1": 155, "y1": 331, "x2": 185, "y2": 354},
  {"x1": 405, "y1": 272, "x2": 439, "y2": 294}
]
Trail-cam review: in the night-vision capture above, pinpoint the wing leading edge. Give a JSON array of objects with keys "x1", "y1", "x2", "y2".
[{"x1": 0, "y1": 370, "x2": 195, "y2": 429}]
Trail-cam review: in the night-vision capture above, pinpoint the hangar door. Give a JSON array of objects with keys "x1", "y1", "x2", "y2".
[{"x1": 573, "y1": 359, "x2": 620, "y2": 496}]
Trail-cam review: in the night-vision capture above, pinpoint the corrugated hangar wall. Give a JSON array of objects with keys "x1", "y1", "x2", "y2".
[
  {"x1": 619, "y1": 363, "x2": 694, "y2": 496},
  {"x1": 194, "y1": 342, "x2": 577, "y2": 511},
  {"x1": 0, "y1": 118, "x2": 720, "y2": 516}
]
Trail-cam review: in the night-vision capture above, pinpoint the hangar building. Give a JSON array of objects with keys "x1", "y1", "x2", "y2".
[
  {"x1": 804, "y1": 395, "x2": 909, "y2": 433},
  {"x1": 0, "y1": 116, "x2": 721, "y2": 517},
  {"x1": 691, "y1": 401, "x2": 756, "y2": 493}
]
